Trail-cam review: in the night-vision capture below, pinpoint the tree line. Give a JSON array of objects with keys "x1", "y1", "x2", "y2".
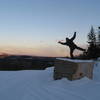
[
  {"x1": 79, "y1": 26, "x2": 100, "y2": 59},
  {"x1": 81, "y1": 26, "x2": 100, "y2": 59}
]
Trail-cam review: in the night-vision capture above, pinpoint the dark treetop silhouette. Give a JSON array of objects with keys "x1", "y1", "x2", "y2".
[{"x1": 58, "y1": 32, "x2": 85, "y2": 58}]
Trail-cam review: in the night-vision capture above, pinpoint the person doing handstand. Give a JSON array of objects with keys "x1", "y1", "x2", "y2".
[{"x1": 58, "y1": 32, "x2": 85, "y2": 58}]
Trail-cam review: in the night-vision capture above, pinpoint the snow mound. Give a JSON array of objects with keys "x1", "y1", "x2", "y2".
[
  {"x1": 0, "y1": 62, "x2": 100, "y2": 100},
  {"x1": 56, "y1": 58, "x2": 93, "y2": 62}
]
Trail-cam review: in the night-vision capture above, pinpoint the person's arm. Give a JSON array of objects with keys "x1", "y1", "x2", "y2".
[
  {"x1": 70, "y1": 32, "x2": 76, "y2": 41},
  {"x1": 58, "y1": 41, "x2": 66, "y2": 45}
]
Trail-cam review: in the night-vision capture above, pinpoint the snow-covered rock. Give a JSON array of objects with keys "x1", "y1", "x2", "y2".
[{"x1": 97, "y1": 57, "x2": 100, "y2": 61}]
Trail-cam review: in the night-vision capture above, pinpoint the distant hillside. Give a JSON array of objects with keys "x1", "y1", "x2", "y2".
[{"x1": 0, "y1": 55, "x2": 56, "y2": 70}]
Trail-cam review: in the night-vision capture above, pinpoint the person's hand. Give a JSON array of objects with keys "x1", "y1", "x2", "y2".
[{"x1": 58, "y1": 41, "x2": 61, "y2": 43}]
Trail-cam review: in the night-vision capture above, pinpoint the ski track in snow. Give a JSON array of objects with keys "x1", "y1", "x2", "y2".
[{"x1": 0, "y1": 62, "x2": 100, "y2": 100}]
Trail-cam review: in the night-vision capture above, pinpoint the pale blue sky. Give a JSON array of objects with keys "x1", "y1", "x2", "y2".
[{"x1": 0, "y1": 0, "x2": 100, "y2": 56}]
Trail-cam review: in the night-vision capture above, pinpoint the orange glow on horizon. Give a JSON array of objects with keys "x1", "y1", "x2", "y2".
[
  {"x1": 0, "y1": 44, "x2": 86, "y2": 57},
  {"x1": 0, "y1": 45, "x2": 69, "y2": 57}
]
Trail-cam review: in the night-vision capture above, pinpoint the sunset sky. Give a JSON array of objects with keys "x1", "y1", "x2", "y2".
[{"x1": 0, "y1": 0, "x2": 100, "y2": 57}]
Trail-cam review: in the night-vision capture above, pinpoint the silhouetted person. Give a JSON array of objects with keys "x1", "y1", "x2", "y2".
[{"x1": 58, "y1": 32, "x2": 85, "y2": 58}]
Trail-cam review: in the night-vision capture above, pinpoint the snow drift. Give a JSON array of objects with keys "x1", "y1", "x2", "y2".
[{"x1": 0, "y1": 61, "x2": 100, "y2": 100}]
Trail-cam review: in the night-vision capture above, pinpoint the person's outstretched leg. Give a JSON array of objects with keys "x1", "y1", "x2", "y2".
[{"x1": 76, "y1": 46, "x2": 85, "y2": 51}]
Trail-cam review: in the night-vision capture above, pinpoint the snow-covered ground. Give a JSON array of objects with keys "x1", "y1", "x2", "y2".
[{"x1": 0, "y1": 61, "x2": 100, "y2": 100}]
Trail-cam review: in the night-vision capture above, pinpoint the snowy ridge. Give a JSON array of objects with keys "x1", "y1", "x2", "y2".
[
  {"x1": 0, "y1": 62, "x2": 100, "y2": 100},
  {"x1": 56, "y1": 58, "x2": 93, "y2": 63}
]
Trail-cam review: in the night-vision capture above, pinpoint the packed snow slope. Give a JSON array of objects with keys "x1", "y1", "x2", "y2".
[{"x1": 0, "y1": 61, "x2": 100, "y2": 100}]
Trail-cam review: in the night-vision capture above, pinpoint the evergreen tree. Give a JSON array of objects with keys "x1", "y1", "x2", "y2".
[
  {"x1": 86, "y1": 26, "x2": 100, "y2": 59},
  {"x1": 98, "y1": 27, "x2": 100, "y2": 45},
  {"x1": 87, "y1": 26, "x2": 96, "y2": 45}
]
